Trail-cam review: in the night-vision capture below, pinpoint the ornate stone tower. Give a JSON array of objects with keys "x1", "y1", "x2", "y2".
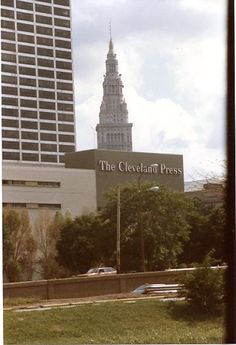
[{"x1": 96, "y1": 38, "x2": 133, "y2": 151}]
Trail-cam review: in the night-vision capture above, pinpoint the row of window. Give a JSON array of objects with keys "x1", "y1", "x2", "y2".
[
  {"x1": 3, "y1": 202, "x2": 61, "y2": 210},
  {"x1": 2, "y1": 54, "x2": 72, "y2": 70},
  {"x1": 2, "y1": 5, "x2": 70, "y2": 18},
  {"x1": 2, "y1": 141, "x2": 75, "y2": 152},
  {"x1": 2, "y1": 88, "x2": 73, "y2": 101},
  {"x1": 3, "y1": 151, "x2": 65, "y2": 163},
  {"x1": 2, "y1": 99, "x2": 74, "y2": 112},
  {"x1": 2, "y1": 66, "x2": 73, "y2": 81},
  {"x1": 2, "y1": 42, "x2": 72, "y2": 59},
  {"x1": 2, "y1": 76, "x2": 73, "y2": 91},
  {"x1": 2, "y1": 109, "x2": 74, "y2": 122},
  {"x1": 3, "y1": 179, "x2": 60, "y2": 187},
  {"x1": 3, "y1": 130, "x2": 75, "y2": 143},
  {"x1": 1, "y1": 12, "x2": 70, "y2": 28},
  {"x1": 2, "y1": 20, "x2": 71, "y2": 38},
  {"x1": 2, "y1": 119, "x2": 74, "y2": 132},
  {"x1": 2, "y1": 0, "x2": 70, "y2": 6}
]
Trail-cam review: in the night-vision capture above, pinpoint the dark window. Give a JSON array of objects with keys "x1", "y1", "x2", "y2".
[
  {"x1": 38, "y1": 203, "x2": 61, "y2": 209},
  {"x1": 39, "y1": 90, "x2": 55, "y2": 99},
  {"x1": 1, "y1": 20, "x2": 15, "y2": 30},
  {"x1": 37, "y1": 47, "x2": 53, "y2": 56},
  {"x1": 39, "y1": 101, "x2": 55, "y2": 110},
  {"x1": 16, "y1": 1, "x2": 33, "y2": 11},
  {"x1": 1, "y1": 53, "x2": 17, "y2": 63},
  {"x1": 56, "y1": 61, "x2": 72, "y2": 70},
  {"x1": 2, "y1": 97, "x2": 18, "y2": 106},
  {"x1": 21, "y1": 120, "x2": 38, "y2": 129},
  {"x1": 21, "y1": 110, "x2": 37, "y2": 119},
  {"x1": 57, "y1": 92, "x2": 73, "y2": 101},
  {"x1": 55, "y1": 39, "x2": 71, "y2": 49},
  {"x1": 37, "y1": 36, "x2": 53, "y2": 46},
  {"x1": 40, "y1": 132, "x2": 57, "y2": 141},
  {"x1": 2, "y1": 130, "x2": 19, "y2": 138},
  {"x1": 54, "y1": 0, "x2": 70, "y2": 6},
  {"x1": 2, "y1": 42, "x2": 16, "y2": 52},
  {"x1": 19, "y1": 55, "x2": 35, "y2": 65},
  {"x1": 20, "y1": 88, "x2": 37, "y2": 97},
  {"x1": 18, "y1": 33, "x2": 35, "y2": 44},
  {"x1": 57, "y1": 82, "x2": 73, "y2": 91},
  {"x1": 2, "y1": 86, "x2": 17, "y2": 95},
  {"x1": 38, "y1": 69, "x2": 54, "y2": 78},
  {"x1": 36, "y1": 26, "x2": 53, "y2": 36},
  {"x1": 22, "y1": 131, "x2": 38, "y2": 140},
  {"x1": 19, "y1": 66, "x2": 36, "y2": 76},
  {"x1": 17, "y1": 11, "x2": 34, "y2": 22},
  {"x1": 58, "y1": 124, "x2": 74, "y2": 132},
  {"x1": 3, "y1": 141, "x2": 19, "y2": 149},
  {"x1": 36, "y1": 4, "x2": 52, "y2": 14},
  {"x1": 2, "y1": 75, "x2": 17, "y2": 84},
  {"x1": 22, "y1": 142, "x2": 38, "y2": 150},
  {"x1": 22, "y1": 153, "x2": 39, "y2": 161},
  {"x1": 20, "y1": 99, "x2": 37, "y2": 108},
  {"x1": 58, "y1": 113, "x2": 74, "y2": 122},
  {"x1": 36, "y1": 15, "x2": 52, "y2": 25},
  {"x1": 59, "y1": 145, "x2": 75, "y2": 153},
  {"x1": 41, "y1": 143, "x2": 57, "y2": 152},
  {"x1": 55, "y1": 29, "x2": 71, "y2": 39},
  {"x1": 20, "y1": 77, "x2": 36, "y2": 86},
  {"x1": 2, "y1": 64, "x2": 17, "y2": 74},
  {"x1": 41, "y1": 154, "x2": 57, "y2": 163},
  {"x1": 54, "y1": 7, "x2": 70, "y2": 17},
  {"x1": 2, "y1": 108, "x2": 18, "y2": 117},
  {"x1": 55, "y1": 50, "x2": 71, "y2": 59},
  {"x1": 38, "y1": 79, "x2": 55, "y2": 88},
  {"x1": 18, "y1": 45, "x2": 35, "y2": 54},
  {"x1": 1, "y1": 31, "x2": 15, "y2": 41},
  {"x1": 2, "y1": 0, "x2": 14, "y2": 6},
  {"x1": 59, "y1": 155, "x2": 64, "y2": 163},
  {"x1": 54, "y1": 18, "x2": 70, "y2": 28},
  {"x1": 40, "y1": 122, "x2": 56, "y2": 131},
  {"x1": 59, "y1": 134, "x2": 74, "y2": 143},
  {"x1": 37, "y1": 58, "x2": 54, "y2": 68},
  {"x1": 1, "y1": 8, "x2": 14, "y2": 18},
  {"x1": 2, "y1": 119, "x2": 19, "y2": 127},
  {"x1": 36, "y1": 0, "x2": 52, "y2": 3},
  {"x1": 57, "y1": 71, "x2": 72, "y2": 80},
  {"x1": 57, "y1": 103, "x2": 73, "y2": 111},
  {"x1": 17, "y1": 23, "x2": 34, "y2": 33},
  {"x1": 40, "y1": 111, "x2": 56, "y2": 120},
  {"x1": 3, "y1": 152, "x2": 20, "y2": 160}
]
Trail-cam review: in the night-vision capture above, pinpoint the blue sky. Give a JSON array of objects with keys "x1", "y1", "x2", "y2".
[{"x1": 71, "y1": 0, "x2": 227, "y2": 181}]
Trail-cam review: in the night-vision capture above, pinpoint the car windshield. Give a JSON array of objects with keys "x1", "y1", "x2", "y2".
[{"x1": 87, "y1": 268, "x2": 98, "y2": 274}]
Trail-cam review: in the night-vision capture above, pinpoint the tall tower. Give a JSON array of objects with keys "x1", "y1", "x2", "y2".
[
  {"x1": 96, "y1": 38, "x2": 132, "y2": 151},
  {"x1": 1, "y1": 0, "x2": 75, "y2": 164}
]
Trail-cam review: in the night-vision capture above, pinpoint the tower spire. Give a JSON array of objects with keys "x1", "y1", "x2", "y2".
[{"x1": 109, "y1": 17, "x2": 112, "y2": 39}]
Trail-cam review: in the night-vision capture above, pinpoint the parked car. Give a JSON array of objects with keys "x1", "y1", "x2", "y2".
[
  {"x1": 85, "y1": 267, "x2": 117, "y2": 276},
  {"x1": 132, "y1": 283, "x2": 181, "y2": 295}
]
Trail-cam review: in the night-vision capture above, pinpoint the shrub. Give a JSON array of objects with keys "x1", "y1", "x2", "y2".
[{"x1": 181, "y1": 254, "x2": 225, "y2": 314}]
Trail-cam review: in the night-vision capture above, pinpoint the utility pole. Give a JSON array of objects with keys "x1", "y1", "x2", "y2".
[{"x1": 116, "y1": 186, "x2": 121, "y2": 273}]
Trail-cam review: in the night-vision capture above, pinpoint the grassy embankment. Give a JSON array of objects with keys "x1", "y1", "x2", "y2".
[{"x1": 4, "y1": 299, "x2": 225, "y2": 344}]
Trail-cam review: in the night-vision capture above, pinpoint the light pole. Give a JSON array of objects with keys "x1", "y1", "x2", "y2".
[{"x1": 116, "y1": 186, "x2": 121, "y2": 273}]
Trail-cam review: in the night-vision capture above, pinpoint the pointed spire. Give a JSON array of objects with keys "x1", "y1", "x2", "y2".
[{"x1": 109, "y1": 38, "x2": 114, "y2": 53}]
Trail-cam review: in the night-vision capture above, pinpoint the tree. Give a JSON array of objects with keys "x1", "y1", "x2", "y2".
[
  {"x1": 3, "y1": 208, "x2": 36, "y2": 282},
  {"x1": 56, "y1": 212, "x2": 112, "y2": 274},
  {"x1": 101, "y1": 183, "x2": 191, "y2": 272},
  {"x1": 34, "y1": 211, "x2": 67, "y2": 279}
]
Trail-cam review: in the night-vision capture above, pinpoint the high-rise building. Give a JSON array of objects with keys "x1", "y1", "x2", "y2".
[
  {"x1": 1, "y1": 0, "x2": 76, "y2": 164},
  {"x1": 96, "y1": 38, "x2": 132, "y2": 152}
]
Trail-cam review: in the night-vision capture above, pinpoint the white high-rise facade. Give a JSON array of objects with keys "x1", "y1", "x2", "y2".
[
  {"x1": 1, "y1": 0, "x2": 76, "y2": 164},
  {"x1": 96, "y1": 39, "x2": 132, "y2": 152}
]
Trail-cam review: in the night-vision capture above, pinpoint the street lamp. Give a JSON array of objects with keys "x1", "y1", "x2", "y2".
[{"x1": 116, "y1": 186, "x2": 121, "y2": 273}]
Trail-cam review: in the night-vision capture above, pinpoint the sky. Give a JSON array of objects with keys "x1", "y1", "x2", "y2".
[{"x1": 71, "y1": 0, "x2": 227, "y2": 181}]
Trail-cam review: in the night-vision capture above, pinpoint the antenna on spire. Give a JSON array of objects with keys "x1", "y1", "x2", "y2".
[{"x1": 109, "y1": 17, "x2": 112, "y2": 39}]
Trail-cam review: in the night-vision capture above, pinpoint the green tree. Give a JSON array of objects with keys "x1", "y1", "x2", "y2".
[
  {"x1": 34, "y1": 211, "x2": 68, "y2": 279},
  {"x1": 56, "y1": 212, "x2": 110, "y2": 274},
  {"x1": 3, "y1": 208, "x2": 36, "y2": 282},
  {"x1": 101, "y1": 183, "x2": 191, "y2": 272}
]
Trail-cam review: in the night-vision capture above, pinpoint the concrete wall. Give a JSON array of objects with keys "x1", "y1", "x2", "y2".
[{"x1": 4, "y1": 270, "x2": 190, "y2": 300}]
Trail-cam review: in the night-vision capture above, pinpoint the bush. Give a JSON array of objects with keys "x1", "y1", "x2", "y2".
[{"x1": 181, "y1": 254, "x2": 225, "y2": 314}]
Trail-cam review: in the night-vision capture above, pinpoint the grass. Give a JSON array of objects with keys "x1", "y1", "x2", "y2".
[{"x1": 4, "y1": 299, "x2": 225, "y2": 344}]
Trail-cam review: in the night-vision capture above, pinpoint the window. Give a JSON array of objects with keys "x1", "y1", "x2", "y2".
[
  {"x1": 36, "y1": 4, "x2": 52, "y2": 14},
  {"x1": 57, "y1": 81, "x2": 73, "y2": 90},
  {"x1": 40, "y1": 132, "x2": 57, "y2": 141},
  {"x1": 2, "y1": 141, "x2": 19, "y2": 149},
  {"x1": 2, "y1": 86, "x2": 17, "y2": 95},
  {"x1": 54, "y1": 18, "x2": 70, "y2": 28},
  {"x1": 57, "y1": 92, "x2": 73, "y2": 101},
  {"x1": 55, "y1": 39, "x2": 71, "y2": 49},
  {"x1": 2, "y1": 97, "x2": 18, "y2": 106},
  {"x1": 36, "y1": 26, "x2": 52, "y2": 36},
  {"x1": 39, "y1": 90, "x2": 55, "y2": 99},
  {"x1": 21, "y1": 120, "x2": 38, "y2": 130},
  {"x1": 2, "y1": 130, "x2": 19, "y2": 138},
  {"x1": 19, "y1": 55, "x2": 35, "y2": 65},
  {"x1": 1, "y1": 9, "x2": 14, "y2": 19},
  {"x1": 58, "y1": 124, "x2": 74, "y2": 132},
  {"x1": 54, "y1": 0, "x2": 70, "y2": 6},
  {"x1": 39, "y1": 101, "x2": 56, "y2": 110},
  {"x1": 36, "y1": 15, "x2": 52, "y2": 25},
  {"x1": 54, "y1": 7, "x2": 70, "y2": 17},
  {"x1": 41, "y1": 154, "x2": 57, "y2": 163},
  {"x1": 56, "y1": 71, "x2": 72, "y2": 80},
  {"x1": 22, "y1": 131, "x2": 38, "y2": 140},
  {"x1": 1, "y1": 31, "x2": 15, "y2": 41},
  {"x1": 57, "y1": 103, "x2": 73, "y2": 111},
  {"x1": 20, "y1": 77, "x2": 36, "y2": 86},
  {"x1": 39, "y1": 111, "x2": 56, "y2": 120},
  {"x1": 37, "y1": 47, "x2": 53, "y2": 56},
  {"x1": 1, "y1": 20, "x2": 15, "y2": 30},
  {"x1": 18, "y1": 45, "x2": 35, "y2": 54},
  {"x1": 37, "y1": 36, "x2": 53, "y2": 46},
  {"x1": 58, "y1": 113, "x2": 74, "y2": 122},
  {"x1": 59, "y1": 134, "x2": 74, "y2": 143},
  {"x1": 2, "y1": 152, "x2": 20, "y2": 160},
  {"x1": 19, "y1": 66, "x2": 36, "y2": 76},
  {"x1": 18, "y1": 34, "x2": 35, "y2": 44},
  {"x1": 2, "y1": 64, "x2": 17, "y2": 74},
  {"x1": 41, "y1": 143, "x2": 57, "y2": 152},
  {"x1": 59, "y1": 144, "x2": 75, "y2": 153},
  {"x1": 16, "y1": 1, "x2": 33, "y2": 11},
  {"x1": 38, "y1": 69, "x2": 54, "y2": 78},
  {"x1": 55, "y1": 29, "x2": 71, "y2": 39},
  {"x1": 56, "y1": 61, "x2": 72, "y2": 70},
  {"x1": 37, "y1": 58, "x2": 54, "y2": 68},
  {"x1": 2, "y1": 75, "x2": 17, "y2": 84},
  {"x1": 38, "y1": 79, "x2": 55, "y2": 88},
  {"x1": 22, "y1": 142, "x2": 38, "y2": 150},
  {"x1": 2, "y1": 42, "x2": 16, "y2": 52},
  {"x1": 20, "y1": 99, "x2": 37, "y2": 108},
  {"x1": 22, "y1": 153, "x2": 39, "y2": 161},
  {"x1": 17, "y1": 23, "x2": 34, "y2": 33},
  {"x1": 2, "y1": 108, "x2": 18, "y2": 117},
  {"x1": 56, "y1": 50, "x2": 71, "y2": 59},
  {"x1": 21, "y1": 110, "x2": 37, "y2": 119},
  {"x1": 20, "y1": 89, "x2": 37, "y2": 97},
  {"x1": 40, "y1": 122, "x2": 56, "y2": 131},
  {"x1": 17, "y1": 12, "x2": 34, "y2": 22}
]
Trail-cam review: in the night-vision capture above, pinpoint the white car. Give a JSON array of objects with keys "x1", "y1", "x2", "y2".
[{"x1": 86, "y1": 267, "x2": 117, "y2": 276}]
